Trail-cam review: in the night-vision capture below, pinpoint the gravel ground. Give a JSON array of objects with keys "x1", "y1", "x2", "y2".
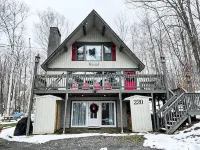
[{"x1": 0, "y1": 136, "x2": 159, "y2": 150}]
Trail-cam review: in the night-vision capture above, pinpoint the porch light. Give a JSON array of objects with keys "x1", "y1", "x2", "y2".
[{"x1": 35, "y1": 54, "x2": 40, "y2": 63}]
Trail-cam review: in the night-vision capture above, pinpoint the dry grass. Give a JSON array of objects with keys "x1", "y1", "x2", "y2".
[
  {"x1": 0, "y1": 123, "x2": 16, "y2": 133},
  {"x1": 120, "y1": 135, "x2": 145, "y2": 143},
  {"x1": 0, "y1": 123, "x2": 16, "y2": 130}
]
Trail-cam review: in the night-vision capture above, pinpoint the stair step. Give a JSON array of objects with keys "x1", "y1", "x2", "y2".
[
  {"x1": 168, "y1": 121, "x2": 176, "y2": 123},
  {"x1": 173, "y1": 115, "x2": 183, "y2": 117},
  {"x1": 167, "y1": 115, "x2": 189, "y2": 134}
]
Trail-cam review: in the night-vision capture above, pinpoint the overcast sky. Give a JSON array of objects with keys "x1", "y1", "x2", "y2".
[{"x1": 22, "y1": 0, "x2": 138, "y2": 51}]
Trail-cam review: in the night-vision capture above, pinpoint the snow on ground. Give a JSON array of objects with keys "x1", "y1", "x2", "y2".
[
  {"x1": 0, "y1": 127, "x2": 139, "y2": 144},
  {"x1": 100, "y1": 148, "x2": 108, "y2": 150},
  {"x1": 144, "y1": 122, "x2": 200, "y2": 150},
  {"x1": 2, "y1": 121, "x2": 200, "y2": 149}
]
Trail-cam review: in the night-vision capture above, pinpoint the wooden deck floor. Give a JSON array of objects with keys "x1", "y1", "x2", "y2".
[{"x1": 34, "y1": 89, "x2": 167, "y2": 94}]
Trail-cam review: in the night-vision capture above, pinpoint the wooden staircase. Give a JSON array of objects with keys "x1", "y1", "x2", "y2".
[{"x1": 156, "y1": 88, "x2": 200, "y2": 134}]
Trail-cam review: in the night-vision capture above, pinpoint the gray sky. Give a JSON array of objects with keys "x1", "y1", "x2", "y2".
[{"x1": 22, "y1": 0, "x2": 137, "y2": 51}]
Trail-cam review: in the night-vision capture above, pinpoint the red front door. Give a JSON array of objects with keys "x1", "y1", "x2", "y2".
[{"x1": 124, "y1": 71, "x2": 135, "y2": 90}]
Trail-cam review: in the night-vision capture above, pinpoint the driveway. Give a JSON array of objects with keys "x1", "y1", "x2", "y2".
[{"x1": 0, "y1": 136, "x2": 159, "y2": 150}]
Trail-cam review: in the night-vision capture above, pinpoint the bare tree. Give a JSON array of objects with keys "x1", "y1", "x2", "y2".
[
  {"x1": 124, "y1": 0, "x2": 200, "y2": 91},
  {"x1": 0, "y1": 0, "x2": 29, "y2": 115},
  {"x1": 34, "y1": 8, "x2": 72, "y2": 52},
  {"x1": 114, "y1": 12, "x2": 129, "y2": 43},
  {"x1": 125, "y1": 0, "x2": 200, "y2": 72}
]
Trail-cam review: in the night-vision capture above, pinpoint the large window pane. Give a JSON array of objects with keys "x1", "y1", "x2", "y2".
[
  {"x1": 101, "y1": 103, "x2": 115, "y2": 125},
  {"x1": 72, "y1": 102, "x2": 86, "y2": 126},
  {"x1": 85, "y1": 45, "x2": 102, "y2": 61},
  {"x1": 103, "y1": 46, "x2": 112, "y2": 61}
]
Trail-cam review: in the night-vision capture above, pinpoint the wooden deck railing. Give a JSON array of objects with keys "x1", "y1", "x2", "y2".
[{"x1": 35, "y1": 74, "x2": 165, "y2": 91}]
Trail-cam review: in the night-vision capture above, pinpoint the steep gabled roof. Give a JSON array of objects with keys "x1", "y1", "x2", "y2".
[{"x1": 41, "y1": 10, "x2": 145, "y2": 71}]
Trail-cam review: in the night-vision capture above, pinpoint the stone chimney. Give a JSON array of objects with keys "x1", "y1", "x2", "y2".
[{"x1": 47, "y1": 27, "x2": 61, "y2": 57}]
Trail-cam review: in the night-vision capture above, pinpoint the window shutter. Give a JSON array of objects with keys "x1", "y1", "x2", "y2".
[
  {"x1": 112, "y1": 44, "x2": 116, "y2": 61},
  {"x1": 72, "y1": 43, "x2": 76, "y2": 61}
]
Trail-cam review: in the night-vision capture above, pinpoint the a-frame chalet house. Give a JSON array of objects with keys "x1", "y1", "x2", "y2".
[{"x1": 33, "y1": 10, "x2": 200, "y2": 134}]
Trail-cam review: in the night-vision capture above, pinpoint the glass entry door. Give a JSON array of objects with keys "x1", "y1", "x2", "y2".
[{"x1": 88, "y1": 102, "x2": 100, "y2": 127}]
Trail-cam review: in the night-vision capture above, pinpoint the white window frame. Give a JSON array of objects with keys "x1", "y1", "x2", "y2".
[
  {"x1": 71, "y1": 101, "x2": 88, "y2": 127},
  {"x1": 71, "y1": 101, "x2": 116, "y2": 128},
  {"x1": 100, "y1": 101, "x2": 116, "y2": 127},
  {"x1": 75, "y1": 43, "x2": 113, "y2": 61}
]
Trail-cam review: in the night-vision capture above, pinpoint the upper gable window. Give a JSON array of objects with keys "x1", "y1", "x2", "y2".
[{"x1": 72, "y1": 43, "x2": 115, "y2": 61}]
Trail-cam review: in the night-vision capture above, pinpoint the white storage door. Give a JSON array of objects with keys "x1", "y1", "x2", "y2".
[
  {"x1": 33, "y1": 95, "x2": 61, "y2": 134},
  {"x1": 125, "y1": 95, "x2": 153, "y2": 132}
]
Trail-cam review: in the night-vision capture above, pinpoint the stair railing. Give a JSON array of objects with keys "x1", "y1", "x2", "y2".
[
  {"x1": 156, "y1": 87, "x2": 188, "y2": 131},
  {"x1": 163, "y1": 93, "x2": 187, "y2": 133},
  {"x1": 156, "y1": 94, "x2": 177, "y2": 130}
]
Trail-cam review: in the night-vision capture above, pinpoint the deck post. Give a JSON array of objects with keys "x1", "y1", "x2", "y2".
[
  {"x1": 26, "y1": 54, "x2": 40, "y2": 136},
  {"x1": 119, "y1": 76, "x2": 123, "y2": 133},
  {"x1": 119, "y1": 91, "x2": 123, "y2": 133},
  {"x1": 188, "y1": 115, "x2": 192, "y2": 125},
  {"x1": 63, "y1": 93, "x2": 68, "y2": 134},
  {"x1": 151, "y1": 93, "x2": 156, "y2": 131},
  {"x1": 63, "y1": 73, "x2": 69, "y2": 134},
  {"x1": 161, "y1": 55, "x2": 169, "y2": 99}
]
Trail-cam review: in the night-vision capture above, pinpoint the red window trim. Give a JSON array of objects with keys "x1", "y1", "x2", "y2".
[{"x1": 112, "y1": 44, "x2": 116, "y2": 61}]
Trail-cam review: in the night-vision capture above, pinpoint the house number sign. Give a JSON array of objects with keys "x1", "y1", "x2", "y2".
[{"x1": 133, "y1": 100, "x2": 143, "y2": 105}]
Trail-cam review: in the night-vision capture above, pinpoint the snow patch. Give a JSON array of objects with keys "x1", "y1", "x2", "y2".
[
  {"x1": 0, "y1": 127, "x2": 138, "y2": 144},
  {"x1": 144, "y1": 122, "x2": 200, "y2": 150},
  {"x1": 100, "y1": 148, "x2": 107, "y2": 150}
]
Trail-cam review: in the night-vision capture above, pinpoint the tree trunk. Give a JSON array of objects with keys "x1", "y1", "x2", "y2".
[
  {"x1": 6, "y1": 66, "x2": 14, "y2": 116},
  {"x1": 18, "y1": 68, "x2": 22, "y2": 112},
  {"x1": 11, "y1": 80, "x2": 17, "y2": 115}
]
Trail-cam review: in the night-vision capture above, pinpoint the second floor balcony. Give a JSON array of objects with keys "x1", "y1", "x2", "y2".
[{"x1": 34, "y1": 73, "x2": 166, "y2": 94}]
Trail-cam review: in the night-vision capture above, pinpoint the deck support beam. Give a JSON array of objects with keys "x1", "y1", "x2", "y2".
[
  {"x1": 161, "y1": 54, "x2": 169, "y2": 99},
  {"x1": 102, "y1": 26, "x2": 105, "y2": 36},
  {"x1": 151, "y1": 93, "x2": 156, "y2": 131},
  {"x1": 119, "y1": 45, "x2": 124, "y2": 52},
  {"x1": 63, "y1": 93, "x2": 68, "y2": 134},
  {"x1": 119, "y1": 90, "x2": 124, "y2": 133},
  {"x1": 188, "y1": 115, "x2": 192, "y2": 125},
  {"x1": 83, "y1": 25, "x2": 86, "y2": 36}
]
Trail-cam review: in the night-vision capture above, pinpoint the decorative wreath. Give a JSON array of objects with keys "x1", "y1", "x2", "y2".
[{"x1": 90, "y1": 103, "x2": 99, "y2": 113}]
